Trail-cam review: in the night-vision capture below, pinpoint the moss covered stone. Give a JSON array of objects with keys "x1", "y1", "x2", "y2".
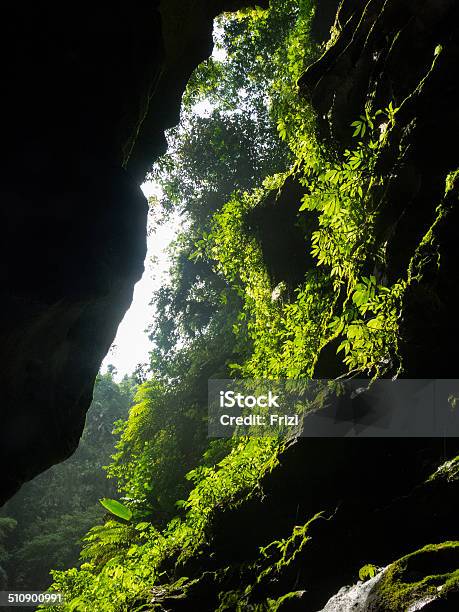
[{"x1": 377, "y1": 542, "x2": 459, "y2": 611}]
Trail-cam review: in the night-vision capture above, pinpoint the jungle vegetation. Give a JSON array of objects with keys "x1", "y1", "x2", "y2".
[
  {"x1": 0, "y1": 372, "x2": 136, "y2": 593},
  {"x1": 2, "y1": 0, "x2": 457, "y2": 609}
]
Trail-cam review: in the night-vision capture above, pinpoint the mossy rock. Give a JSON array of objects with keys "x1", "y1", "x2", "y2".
[
  {"x1": 428, "y1": 456, "x2": 459, "y2": 484},
  {"x1": 375, "y1": 542, "x2": 459, "y2": 611}
]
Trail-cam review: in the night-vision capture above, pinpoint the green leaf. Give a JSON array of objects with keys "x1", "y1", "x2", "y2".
[
  {"x1": 99, "y1": 498, "x2": 133, "y2": 521},
  {"x1": 68, "y1": 597, "x2": 86, "y2": 612},
  {"x1": 299, "y1": 194, "x2": 310, "y2": 211},
  {"x1": 359, "y1": 563, "x2": 378, "y2": 581},
  {"x1": 367, "y1": 317, "x2": 383, "y2": 330},
  {"x1": 135, "y1": 522, "x2": 151, "y2": 531}
]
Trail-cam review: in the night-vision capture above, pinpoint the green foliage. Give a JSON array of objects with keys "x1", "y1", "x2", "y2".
[
  {"x1": 204, "y1": 100, "x2": 407, "y2": 378},
  {"x1": 205, "y1": 186, "x2": 334, "y2": 378},
  {"x1": 147, "y1": 3, "x2": 301, "y2": 370},
  {"x1": 0, "y1": 517, "x2": 17, "y2": 588},
  {"x1": 293, "y1": 103, "x2": 406, "y2": 375},
  {"x1": 216, "y1": 513, "x2": 323, "y2": 611},
  {"x1": 0, "y1": 518, "x2": 17, "y2": 563},
  {"x1": 257, "y1": 513, "x2": 323, "y2": 581},
  {"x1": 359, "y1": 563, "x2": 378, "y2": 581},
  {"x1": 217, "y1": 589, "x2": 306, "y2": 612},
  {"x1": 11, "y1": 508, "x2": 103, "y2": 590},
  {"x1": 99, "y1": 499, "x2": 132, "y2": 522},
  {"x1": 106, "y1": 354, "x2": 234, "y2": 527},
  {"x1": 0, "y1": 372, "x2": 135, "y2": 592},
  {"x1": 44, "y1": 438, "x2": 281, "y2": 611}
]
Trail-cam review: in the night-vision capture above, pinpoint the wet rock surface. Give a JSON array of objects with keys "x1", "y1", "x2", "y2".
[{"x1": 318, "y1": 570, "x2": 387, "y2": 612}]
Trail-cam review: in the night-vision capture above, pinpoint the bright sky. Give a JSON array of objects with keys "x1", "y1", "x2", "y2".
[
  {"x1": 101, "y1": 182, "x2": 181, "y2": 380},
  {"x1": 101, "y1": 28, "x2": 226, "y2": 380}
]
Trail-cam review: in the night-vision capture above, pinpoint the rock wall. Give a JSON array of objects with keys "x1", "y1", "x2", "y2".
[{"x1": 301, "y1": 0, "x2": 459, "y2": 377}]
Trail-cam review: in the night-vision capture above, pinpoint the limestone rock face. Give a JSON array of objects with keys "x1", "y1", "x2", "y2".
[
  {"x1": 301, "y1": 0, "x2": 459, "y2": 378},
  {"x1": 0, "y1": 0, "x2": 264, "y2": 504}
]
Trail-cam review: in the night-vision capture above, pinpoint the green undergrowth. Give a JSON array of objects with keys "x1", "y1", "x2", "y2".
[
  {"x1": 43, "y1": 439, "x2": 282, "y2": 611},
  {"x1": 134, "y1": 513, "x2": 322, "y2": 611},
  {"x1": 377, "y1": 542, "x2": 459, "y2": 610},
  {"x1": 216, "y1": 513, "x2": 323, "y2": 611},
  {"x1": 207, "y1": 102, "x2": 405, "y2": 379}
]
